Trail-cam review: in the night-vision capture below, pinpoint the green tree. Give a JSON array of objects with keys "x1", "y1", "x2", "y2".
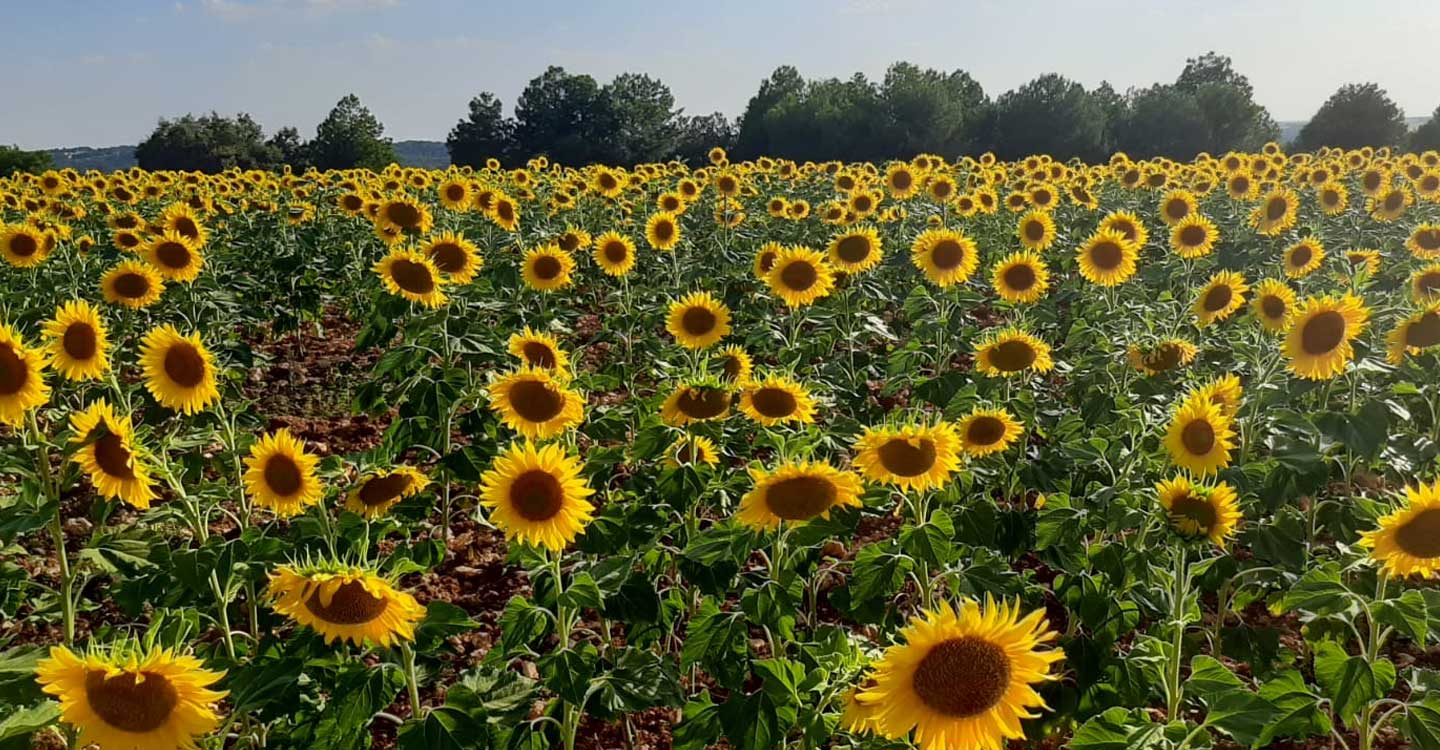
[
  {"x1": 1173, "y1": 52, "x2": 1279, "y2": 153},
  {"x1": 512, "y1": 67, "x2": 608, "y2": 165},
  {"x1": 307, "y1": 94, "x2": 395, "y2": 171},
  {"x1": 734, "y1": 66, "x2": 805, "y2": 159},
  {"x1": 447, "y1": 92, "x2": 516, "y2": 167},
  {"x1": 598, "y1": 73, "x2": 681, "y2": 164},
  {"x1": 672, "y1": 112, "x2": 736, "y2": 166},
  {"x1": 989, "y1": 74, "x2": 1108, "y2": 161},
  {"x1": 266, "y1": 126, "x2": 307, "y2": 169},
  {"x1": 135, "y1": 112, "x2": 280, "y2": 172},
  {"x1": 0, "y1": 145, "x2": 52, "y2": 178},
  {"x1": 762, "y1": 74, "x2": 887, "y2": 162},
  {"x1": 1297, "y1": 83, "x2": 1407, "y2": 150},
  {"x1": 1410, "y1": 105, "x2": 1440, "y2": 152},
  {"x1": 1115, "y1": 85, "x2": 1213, "y2": 159},
  {"x1": 877, "y1": 62, "x2": 988, "y2": 157}
]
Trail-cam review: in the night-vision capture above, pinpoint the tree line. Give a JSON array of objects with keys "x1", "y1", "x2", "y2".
[{"x1": 4, "y1": 52, "x2": 1440, "y2": 177}]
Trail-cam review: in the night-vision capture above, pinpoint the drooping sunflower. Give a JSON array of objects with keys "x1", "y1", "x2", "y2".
[
  {"x1": 911, "y1": 228, "x2": 980, "y2": 288},
  {"x1": 1158, "y1": 189, "x2": 1197, "y2": 226},
  {"x1": 521, "y1": 245, "x2": 576, "y2": 293},
  {"x1": 666, "y1": 291, "x2": 732, "y2": 350},
  {"x1": 344, "y1": 466, "x2": 428, "y2": 519},
  {"x1": 974, "y1": 327, "x2": 1054, "y2": 377},
  {"x1": 507, "y1": 326, "x2": 571, "y2": 374},
  {"x1": 101, "y1": 260, "x2": 165, "y2": 309},
  {"x1": 736, "y1": 460, "x2": 863, "y2": 530},
  {"x1": 1126, "y1": 338, "x2": 1198, "y2": 376},
  {"x1": 1282, "y1": 238, "x2": 1325, "y2": 278},
  {"x1": 645, "y1": 211, "x2": 681, "y2": 252},
  {"x1": 767, "y1": 245, "x2": 837, "y2": 307},
  {"x1": 1406, "y1": 223, "x2": 1440, "y2": 260},
  {"x1": 592, "y1": 231, "x2": 636, "y2": 276},
  {"x1": 138, "y1": 325, "x2": 219, "y2": 415},
  {"x1": 1412, "y1": 263, "x2": 1440, "y2": 304},
  {"x1": 660, "y1": 382, "x2": 732, "y2": 426},
  {"x1": 1192, "y1": 271, "x2": 1249, "y2": 327},
  {"x1": 853, "y1": 421, "x2": 962, "y2": 492},
  {"x1": 1251, "y1": 278, "x2": 1296, "y2": 332},
  {"x1": 374, "y1": 247, "x2": 448, "y2": 308},
  {"x1": 1098, "y1": 211, "x2": 1148, "y2": 249},
  {"x1": 1251, "y1": 189, "x2": 1299, "y2": 236},
  {"x1": 713, "y1": 345, "x2": 754, "y2": 385},
  {"x1": 268, "y1": 563, "x2": 426, "y2": 647},
  {"x1": 1169, "y1": 215, "x2": 1219, "y2": 259},
  {"x1": 69, "y1": 400, "x2": 158, "y2": 509},
  {"x1": 854, "y1": 597, "x2": 1063, "y2": 750},
  {"x1": 376, "y1": 196, "x2": 434, "y2": 236},
  {"x1": 43, "y1": 300, "x2": 109, "y2": 381},
  {"x1": 1016, "y1": 211, "x2": 1056, "y2": 251},
  {"x1": 1155, "y1": 475, "x2": 1242, "y2": 546},
  {"x1": 0, "y1": 323, "x2": 48, "y2": 427},
  {"x1": 488, "y1": 367, "x2": 585, "y2": 439},
  {"x1": 1194, "y1": 373, "x2": 1244, "y2": 417},
  {"x1": 1386, "y1": 304, "x2": 1440, "y2": 365},
  {"x1": 738, "y1": 376, "x2": 817, "y2": 426},
  {"x1": 1345, "y1": 249, "x2": 1382, "y2": 278},
  {"x1": 827, "y1": 226, "x2": 884, "y2": 274},
  {"x1": 36, "y1": 644, "x2": 226, "y2": 750},
  {"x1": 1285, "y1": 293, "x2": 1370, "y2": 380},
  {"x1": 991, "y1": 250, "x2": 1049, "y2": 304},
  {"x1": 0, "y1": 223, "x2": 51, "y2": 268},
  {"x1": 243, "y1": 429, "x2": 324, "y2": 518},
  {"x1": 1076, "y1": 229, "x2": 1137, "y2": 287},
  {"x1": 479, "y1": 440, "x2": 595, "y2": 550},
  {"x1": 421, "y1": 231, "x2": 483, "y2": 284},
  {"x1": 1359, "y1": 480, "x2": 1440, "y2": 578},
  {"x1": 1163, "y1": 395, "x2": 1235, "y2": 477}
]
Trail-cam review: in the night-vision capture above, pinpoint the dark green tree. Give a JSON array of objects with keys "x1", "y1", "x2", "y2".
[
  {"x1": 762, "y1": 74, "x2": 887, "y2": 162},
  {"x1": 512, "y1": 67, "x2": 608, "y2": 165},
  {"x1": 877, "y1": 62, "x2": 988, "y2": 157},
  {"x1": 989, "y1": 74, "x2": 1108, "y2": 161},
  {"x1": 734, "y1": 66, "x2": 805, "y2": 159},
  {"x1": 135, "y1": 112, "x2": 280, "y2": 172},
  {"x1": 1173, "y1": 53, "x2": 1278, "y2": 153},
  {"x1": 447, "y1": 92, "x2": 516, "y2": 167},
  {"x1": 266, "y1": 126, "x2": 307, "y2": 169},
  {"x1": 307, "y1": 94, "x2": 396, "y2": 171},
  {"x1": 598, "y1": 73, "x2": 681, "y2": 164},
  {"x1": 672, "y1": 112, "x2": 736, "y2": 165},
  {"x1": 1410, "y1": 105, "x2": 1440, "y2": 152},
  {"x1": 1115, "y1": 85, "x2": 1212, "y2": 159},
  {"x1": 0, "y1": 145, "x2": 52, "y2": 178},
  {"x1": 1297, "y1": 83, "x2": 1407, "y2": 150}
]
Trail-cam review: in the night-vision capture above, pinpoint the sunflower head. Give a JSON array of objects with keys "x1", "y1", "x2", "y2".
[
  {"x1": 1360, "y1": 480, "x2": 1440, "y2": 578},
  {"x1": 1251, "y1": 189, "x2": 1298, "y2": 235},
  {"x1": 956, "y1": 408, "x2": 1024, "y2": 457},
  {"x1": 660, "y1": 381, "x2": 733, "y2": 426},
  {"x1": 1285, "y1": 293, "x2": 1370, "y2": 380},
  {"x1": 69, "y1": 400, "x2": 158, "y2": 509},
  {"x1": 507, "y1": 326, "x2": 571, "y2": 373},
  {"x1": 268, "y1": 561, "x2": 426, "y2": 647},
  {"x1": 713, "y1": 345, "x2": 754, "y2": 385},
  {"x1": 1076, "y1": 229, "x2": 1138, "y2": 287},
  {"x1": 1193, "y1": 271, "x2": 1249, "y2": 327},
  {"x1": 1251, "y1": 279, "x2": 1296, "y2": 332},
  {"x1": 421, "y1": 231, "x2": 483, "y2": 284},
  {"x1": 911, "y1": 228, "x2": 980, "y2": 288},
  {"x1": 853, "y1": 421, "x2": 962, "y2": 493},
  {"x1": 1156, "y1": 475, "x2": 1242, "y2": 546},
  {"x1": 0, "y1": 223, "x2": 52, "y2": 268},
  {"x1": 479, "y1": 440, "x2": 595, "y2": 550},
  {"x1": 974, "y1": 327, "x2": 1054, "y2": 377},
  {"x1": 645, "y1": 211, "x2": 681, "y2": 251},
  {"x1": 101, "y1": 260, "x2": 166, "y2": 309},
  {"x1": 991, "y1": 250, "x2": 1049, "y2": 304},
  {"x1": 665, "y1": 435, "x2": 720, "y2": 469},
  {"x1": 738, "y1": 375, "x2": 817, "y2": 426},
  {"x1": 521, "y1": 245, "x2": 576, "y2": 293},
  {"x1": 1386, "y1": 304, "x2": 1440, "y2": 365},
  {"x1": 1412, "y1": 264, "x2": 1440, "y2": 304},
  {"x1": 592, "y1": 231, "x2": 636, "y2": 276},
  {"x1": 374, "y1": 247, "x2": 448, "y2": 308},
  {"x1": 736, "y1": 460, "x2": 863, "y2": 530},
  {"x1": 1126, "y1": 339, "x2": 1198, "y2": 376},
  {"x1": 767, "y1": 246, "x2": 837, "y2": 307},
  {"x1": 138, "y1": 325, "x2": 219, "y2": 415},
  {"x1": 828, "y1": 226, "x2": 884, "y2": 273},
  {"x1": 243, "y1": 429, "x2": 324, "y2": 518},
  {"x1": 1282, "y1": 238, "x2": 1325, "y2": 278},
  {"x1": 1169, "y1": 215, "x2": 1218, "y2": 259},
  {"x1": 345, "y1": 466, "x2": 428, "y2": 519},
  {"x1": 666, "y1": 291, "x2": 732, "y2": 350},
  {"x1": 1163, "y1": 394, "x2": 1235, "y2": 477},
  {"x1": 488, "y1": 367, "x2": 585, "y2": 439},
  {"x1": 43, "y1": 300, "x2": 109, "y2": 381},
  {"x1": 1407, "y1": 224, "x2": 1440, "y2": 260}
]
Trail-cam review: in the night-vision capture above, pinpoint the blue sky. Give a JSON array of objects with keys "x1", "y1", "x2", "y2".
[{"x1": 6, "y1": 0, "x2": 1440, "y2": 149}]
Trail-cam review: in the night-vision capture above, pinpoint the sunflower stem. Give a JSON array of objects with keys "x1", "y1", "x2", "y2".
[
  {"x1": 29, "y1": 411, "x2": 75, "y2": 646},
  {"x1": 400, "y1": 641, "x2": 424, "y2": 719},
  {"x1": 1165, "y1": 548, "x2": 1190, "y2": 720}
]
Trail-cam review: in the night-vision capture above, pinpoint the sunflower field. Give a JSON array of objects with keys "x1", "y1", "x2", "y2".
[{"x1": 3, "y1": 145, "x2": 1440, "y2": 750}]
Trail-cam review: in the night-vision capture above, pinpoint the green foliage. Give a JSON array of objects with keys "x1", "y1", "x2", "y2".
[
  {"x1": 1297, "y1": 82, "x2": 1408, "y2": 150},
  {"x1": 0, "y1": 145, "x2": 51, "y2": 178},
  {"x1": 991, "y1": 73, "x2": 1108, "y2": 161},
  {"x1": 308, "y1": 94, "x2": 396, "y2": 170},
  {"x1": 134, "y1": 112, "x2": 284, "y2": 172},
  {"x1": 446, "y1": 92, "x2": 515, "y2": 167}
]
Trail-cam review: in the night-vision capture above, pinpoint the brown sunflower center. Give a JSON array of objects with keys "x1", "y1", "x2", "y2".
[
  {"x1": 1203, "y1": 285, "x2": 1233, "y2": 313},
  {"x1": 662, "y1": 196, "x2": 681, "y2": 211},
  {"x1": 1110, "y1": 221, "x2": 1137, "y2": 243},
  {"x1": 496, "y1": 202, "x2": 516, "y2": 223},
  {"x1": 118, "y1": 233, "x2": 141, "y2": 249},
  {"x1": 63, "y1": 322, "x2": 98, "y2": 361},
  {"x1": 989, "y1": 339, "x2": 1037, "y2": 372},
  {"x1": 1384, "y1": 192, "x2": 1404, "y2": 212},
  {"x1": 1261, "y1": 295, "x2": 1286, "y2": 320},
  {"x1": 1002, "y1": 263, "x2": 1037, "y2": 292},
  {"x1": 508, "y1": 469, "x2": 564, "y2": 521},
  {"x1": 966, "y1": 416, "x2": 1006, "y2": 446},
  {"x1": 508, "y1": 379, "x2": 565, "y2": 423},
  {"x1": 360, "y1": 473, "x2": 414, "y2": 506},
  {"x1": 342, "y1": 194, "x2": 364, "y2": 211},
  {"x1": 1266, "y1": 198, "x2": 1288, "y2": 221},
  {"x1": 445, "y1": 184, "x2": 465, "y2": 202},
  {"x1": 1165, "y1": 200, "x2": 1188, "y2": 220},
  {"x1": 1395, "y1": 508, "x2": 1440, "y2": 558},
  {"x1": 764, "y1": 475, "x2": 838, "y2": 521},
  {"x1": 8, "y1": 233, "x2": 38, "y2": 257},
  {"x1": 521, "y1": 341, "x2": 557, "y2": 368},
  {"x1": 681, "y1": 306, "x2": 718, "y2": 337},
  {"x1": 1169, "y1": 492, "x2": 1218, "y2": 530},
  {"x1": 304, "y1": 580, "x2": 390, "y2": 624},
  {"x1": 1301, "y1": 311, "x2": 1347, "y2": 355},
  {"x1": 1322, "y1": 189, "x2": 1340, "y2": 206},
  {"x1": 531, "y1": 255, "x2": 562, "y2": 281},
  {"x1": 911, "y1": 636, "x2": 1012, "y2": 718},
  {"x1": 1404, "y1": 312, "x2": 1440, "y2": 349},
  {"x1": 1089, "y1": 240, "x2": 1124, "y2": 270},
  {"x1": 1417, "y1": 230, "x2": 1440, "y2": 251},
  {"x1": 877, "y1": 437, "x2": 937, "y2": 476},
  {"x1": 428, "y1": 242, "x2": 466, "y2": 272},
  {"x1": 891, "y1": 171, "x2": 913, "y2": 190},
  {"x1": 653, "y1": 220, "x2": 675, "y2": 242},
  {"x1": 1145, "y1": 343, "x2": 1183, "y2": 371},
  {"x1": 835, "y1": 236, "x2": 871, "y2": 264},
  {"x1": 1179, "y1": 225, "x2": 1206, "y2": 247},
  {"x1": 1023, "y1": 220, "x2": 1045, "y2": 242},
  {"x1": 155, "y1": 241, "x2": 191, "y2": 270},
  {"x1": 780, "y1": 260, "x2": 818, "y2": 291},
  {"x1": 114, "y1": 272, "x2": 151, "y2": 299},
  {"x1": 676, "y1": 388, "x2": 729, "y2": 419},
  {"x1": 162, "y1": 343, "x2": 206, "y2": 388},
  {"x1": 1181, "y1": 418, "x2": 1216, "y2": 456},
  {"x1": 385, "y1": 202, "x2": 422, "y2": 228},
  {"x1": 174, "y1": 217, "x2": 200, "y2": 241},
  {"x1": 853, "y1": 196, "x2": 873, "y2": 212},
  {"x1": 602, "y1": 241, "x2": 628, "y2": 264},
  {"x1": 390, "y1": 259, "x2": 437, "y2": 295},
  {"x1": 94, "y1": 432, "x2": 136, "y2": 480},
  {"x1": 264, "y1": 453, "x2": 304, "y2": 496},
  {"x1": 930, "y1": 239, "x2": 966, "y2": 270},
  {"x1": 84, "y1": 670, "x2": 179, "y2": 734},
  {"x1": 1289, "y1": 246, "x2": 1312, "y2": 268},
  {"x1": 758, "y1": 251, "x2": 778, "y2": 274},
  {"x1": 558, "y1": 233, "x2": 581, "y2": 253},
  {"x1": 1419, "y1": 272, "x2": 1440, "y2": 297},
  {"x1": 749, "y1": 387, "x2": 797, "y2": 419}
]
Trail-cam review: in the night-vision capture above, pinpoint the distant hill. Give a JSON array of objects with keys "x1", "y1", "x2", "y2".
[{"x1": 44, "y1": 140, "x2": 449, "y2": 172}]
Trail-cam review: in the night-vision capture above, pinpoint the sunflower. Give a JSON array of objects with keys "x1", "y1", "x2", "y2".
[
  {"x1": 43, "y1": 300, "x2": 109, "y2": 381},
  {"x1": 488, "y1": 368, "x2": 585, "y2": 439},
  {"x1": 953, "y1": 408, "x2": 1022, "y2": 458},
  {"x1": 343, "y1": 466, "x2": 428, "y2": 519},
  {"x1": 437, "y1": 178, "x2": 472, "y2": 210},
  {"x1": 1016, "y1": 211, "x2": 1055, "y2": 251},
  {"x1": 138, "y1": 325, "x2": 219, "y2": 415},
  {"x1": 1169, "y1": 215, "x2": 1219, "y2": 259},
  {"x1": 885, "y1": 163, "x2": 920, "y2": 199},
  {"x1": 753, "y1": 242, "x2": 783, "y2": 279},
  {"x1": 666, "y1": 291, "x2": 732, "y2": 350},
  {"x1": 1251, "y1": 189, "x2": 1298, "y2": 236},
  {"x1": 841, "y1": 682, "x2": 885, "y2": 736},
  {"x1": 268, "y1": 564, "x2": 425, "y2": 647},
  {"x1": 508, "y1": 326, "x2": 571, "y2": 373},
  {"x1": 660, "y1": 382, "x2": 732, "y2": 426},
  {"x1": 0, "y1": 323, "x2": 48, "y2": 427},
  {"x1": 852, "y1": 421, "x2": 961, "y2": 492},
  {"x1": 374, "y1": 247, "x2": 448, "y2": 308},
  {"x1": 521, "y1": 245, "x2": 575, "y2": 293},
  {"x1": 974, "y1": 327, "x2": 1054, "y2": 377},
  {"x1": 1193, "y1": 271, "x2": 1248, "y2": 327},
  {"x1": 736, "y1": 460, "x2": 863, "y2": 530},
  {"x1": 1158, "y1": 189, "x2": 1197, "y2": 226},
  {"x1": 243, "y1": 429, "x2": 323, "y2": 518},
  {"x1": 1285, "y1": 293, "x2": 1370, "y2": 380},
  {"x1": 767, "y1": 245, "x2": 837, "y2": 307},
  {"x1": 0, "y1": 223, "x2": 51, "y2": 268},
  {"x1": 1099, "y1": 211, "x2": 1148, "y2": 249},
  {"x1": 1406, "y1": 224, "x2": 1440, "y2": 260},
  {"x1": 911, "y1": 228, "x2": 980, "y2": 288},
  {"x1": 1359, "y1": 480, "x2": 1440, "y2": 578},
  {"x1": 1251, "y1": 279, "x2": 1296, "y2": 332},
  {"x1": 738, "y1": 376, "x2": 817, "y2": 426},
  {"x1": 377, "y1": 196, "x2": 434, "y2": 236},
  {"x1": 101, "y1": 260, "x2": 165, "y2": 309},
  {"x1": 36, "y1": 644, "x2": 226, "y2": 750},
  {"x1": 1386, "y1": 304, "x2": 1440, "y2": 365},
  {"x1": 1155, "y1": 476, "x2": 1242, "y2": 546},
  {"x1": 479, "y1": 440, "x2": 595, "y2": 550},
  {"x1": 665, "y1": 435, "x2": 721, "y2": 469},
  {"x1": 584, "y1": 231, "x2": 633, "y2": 277},
  {"x1": 991, "y1": 250, "x2": 1049, "y2": 304},
  {"x1": 421, "y1": 231, "x2": 482, "y2": 284},
  {"x1": 828, "y1": 226, "x2": 884, "y2": 274},
  {"x1": 489, "y1": 193, "x2": 521, "y2": 232},
  {"x1": 69, "y1": 400, "x2": 158, "y2": 508},
  {"x1": 1163, "y1": 395, "x2": 1235, "y2": 477},
  {"x1": 1281, "y1": 238, "x2": 1324, "y2": 278},
  {"x1": 1412, "y1": 264, "x2": 1440, "y2": 304},
  {"x1": 160, "y1": 203, "x2": 209, "y2": 246},
  {"x1": 713, "y1": 345, "x2": 754, "y2": 385},
  {"x1": 854, "y1": 597, "x2": 1063, "y2": 750},
  {"x1": 1076, "y1": 229, "x2": 1138, "y2": 286},
  {"x1": 1369, "y1": 186, "x2": 1412, "y2": 222},
  {"x1": 1195, "y1": 373, "x2": 1244, "y2": 417},
  {"x1": 645, "y1": 211, "x2": 681, "y2": 252},
  {"x1": 139, "y1": 231, "x2": 205, "y2": 282},
  {"x1": 1126, "y1": 339, "x2": 1198, "y2": 376}
]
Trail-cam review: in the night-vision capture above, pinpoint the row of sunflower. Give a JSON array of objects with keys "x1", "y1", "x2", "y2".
[{"x1": 1, "y1": 142, "x2": 1439, "y2": 750}]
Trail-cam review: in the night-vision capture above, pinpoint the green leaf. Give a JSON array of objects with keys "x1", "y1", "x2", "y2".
[
  {"x1": 0, "y1": 701, "x2": 58, "y2": 746},
  {"x1": 848, "y1": 541, "x2": 913, "y2": 603},
  {"x1": 311, "y1": 664, "x2": 406, "y2": 750},
  {"x1": 1187, "y1": 655, "x2": 1246, "y2": 700},
  {"x1": 396, "y1": 708, "x2": 485, "y2": 750},
  {"x1": 1068, "y1": 707, "x2": 1165, "y2": 750},
  {"x1": 0, "y1": 647, "x2": 48, "y2": 706},
  {"x1": 1257, "y1": 669, "x2": 1331, "y2": 746},
  {"x1": 413, "y1": 601, "x2": 480, "y2": 652},
  {"x1": 899, "y1": 509, "x2": 956, "y2": 566},
  {"x1": 681, "y1": 599, "x2": 749, "y2": 690},
  {"x1": 559, "y1": 572, "x2": 603, "y2": 611},
  {"x1": 588, "y1": 647, "x2": 683, "y2": 717},
  {"x1": 1281, "y1": 563, "x2": 1354, "y2": 616},
  {"x1": 1202, "y1": 690, "x2": 1278, "y2": 747},
  {"x1": 1375, "y1": 589, "x2": 1429, "y2": 644},
  {"x1": 539, "y1": 644, "x2": 598, "y2": 705},
  {"x1": 1405, "y1": 698, "x2": 1440, "y2": 750},
  {"x1": 672, "y1": 694, "x2": 723, "y2": 750},
  {"x1": 1314, "y1": 640, "x2": 1396, "y2": 721},
  {"x1": 491, "y1": 596, "x2": 550, "y2": 659}
]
